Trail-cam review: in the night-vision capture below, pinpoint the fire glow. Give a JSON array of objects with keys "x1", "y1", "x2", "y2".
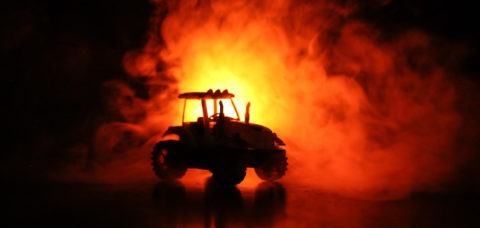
[{"x1": 98, "y1": 0, "x2": 463, "y2": 200}]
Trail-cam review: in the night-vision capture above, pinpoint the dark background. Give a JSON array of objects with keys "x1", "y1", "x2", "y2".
[
  {"x1": 3, "y1": 0, "x2": 154, "y2": 176},
  {"x1": 2, "y1": 0, "x2": 479, "y2": 189},
  {"x1": 2, "y1": 0, "x2": 480, "y2": 227}
]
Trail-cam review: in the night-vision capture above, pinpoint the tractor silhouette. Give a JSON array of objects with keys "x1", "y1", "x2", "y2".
[{"x1": 151, "y1": 89, "x2": 287, "y2": 185}]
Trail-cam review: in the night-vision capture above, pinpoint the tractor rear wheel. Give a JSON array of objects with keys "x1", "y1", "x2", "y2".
[
  {"x1": 211, "y1": 150, "x2": 247, "y2": 186},
  {"x1": 212, "y1": 164, "x2": 247, "y2": 186},
  {"x1": 255, "y1": 153, "x2": 287, "y2": 181},
  {"x1": 152, "y1": 140, "x2": 187, "y2": 180}
]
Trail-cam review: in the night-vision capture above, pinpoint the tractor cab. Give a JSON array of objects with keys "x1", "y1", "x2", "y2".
[{"x1": 179, "y1": 89, "x2": 247, "y2": 133}]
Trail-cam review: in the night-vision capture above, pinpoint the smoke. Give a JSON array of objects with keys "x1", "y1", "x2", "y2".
[{"x1": 91, "y1": 0, "x2": 476, "y2": 199}]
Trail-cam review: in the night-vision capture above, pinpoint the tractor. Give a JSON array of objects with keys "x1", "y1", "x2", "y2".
[{"x1": 151, "y1": 89, "x2": 287, "y2": 185}]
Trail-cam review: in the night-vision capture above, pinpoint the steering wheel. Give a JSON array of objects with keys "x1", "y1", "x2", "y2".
[
  {"x1": 209, "y1": 113, "x2": 221, "y2": 120},
  {"x1": 209, "y1": 113, "x2": 232, "y2": 121}
]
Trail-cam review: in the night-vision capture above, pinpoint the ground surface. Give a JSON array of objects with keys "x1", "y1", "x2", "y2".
[{"x1": 4, "y1": 168, "x2": 479, "y2": 228}]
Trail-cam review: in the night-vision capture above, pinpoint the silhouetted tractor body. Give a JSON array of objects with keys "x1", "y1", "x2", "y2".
[{"x1": 152, "y1": 89, "x2": 287, "y2": 185}]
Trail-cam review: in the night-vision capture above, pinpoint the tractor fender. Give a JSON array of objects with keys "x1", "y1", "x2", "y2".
[
  {"x1": 163, "y1": 127, "x2": 196, "y2": 148},
  {"x1": 273, "y1": 133, "x2": 286, "y2": 146}
]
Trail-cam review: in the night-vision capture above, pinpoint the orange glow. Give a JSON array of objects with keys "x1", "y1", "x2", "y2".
[
  {"x1": 163, "y1": 14, "x2": 292, "y2": 129},
  {"x1": 98, "y1": 0, "x2": 465, "y2": 200}
]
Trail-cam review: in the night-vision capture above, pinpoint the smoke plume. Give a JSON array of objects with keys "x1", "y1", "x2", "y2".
[{"x1": 94, "y1": 0, "x2": 476, "y2": 200}]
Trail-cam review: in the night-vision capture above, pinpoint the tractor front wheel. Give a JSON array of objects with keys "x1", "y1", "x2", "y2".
[
  {"x1": 151, "y1": 140, "x2": 187, "y2": 180},
  {"x1": 255, "y1": 153, "x2": 287, "y2": 181}
]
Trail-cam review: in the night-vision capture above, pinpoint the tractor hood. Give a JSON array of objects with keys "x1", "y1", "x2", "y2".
[
  {"x1": 244, "y1": 123, "x2": 285, "y2": 146},
  {"x1": 225, "y1": 121, "x2": 285, "y2": 149}
]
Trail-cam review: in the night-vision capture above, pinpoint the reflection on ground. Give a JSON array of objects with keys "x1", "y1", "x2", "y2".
[
  {"x1": 4, "y1": 172, "x2": 479, "y2": 227},
  {"x1": 152, "y1": 178, "x2": 286, "y2": 227}
]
